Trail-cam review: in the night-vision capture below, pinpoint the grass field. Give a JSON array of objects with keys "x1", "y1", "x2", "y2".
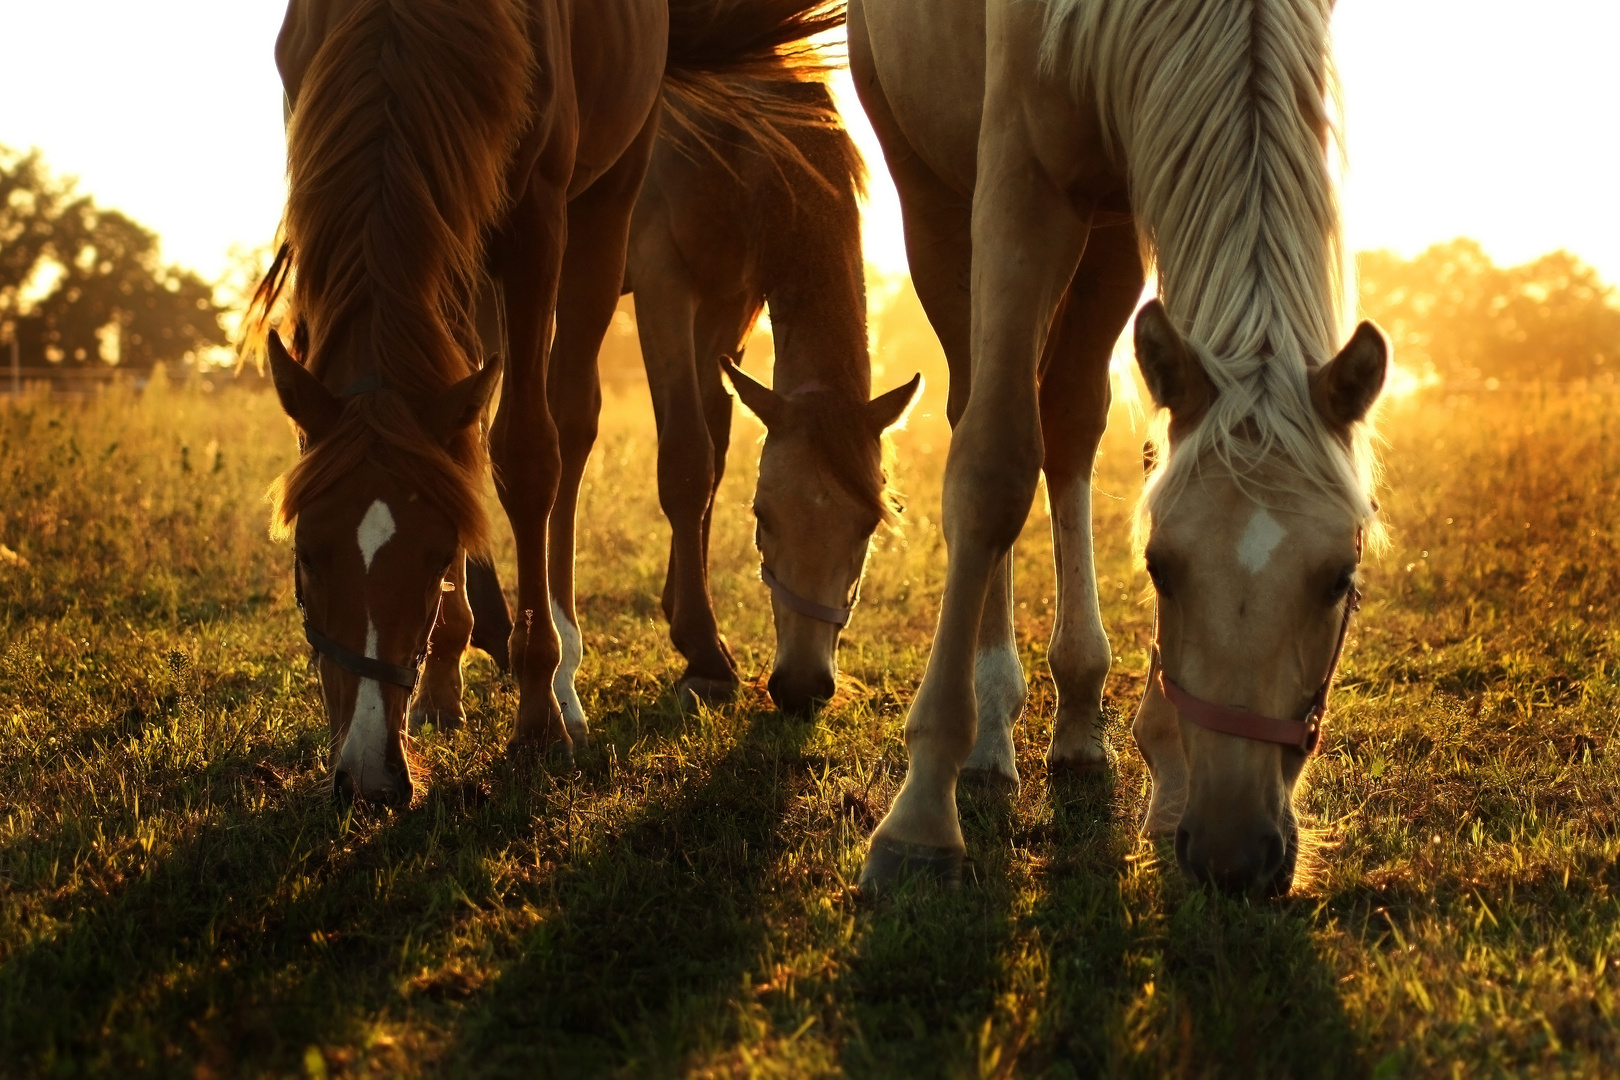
[{"x1": 1, "y1": 362, "x2": 1617, "y2": 1077}]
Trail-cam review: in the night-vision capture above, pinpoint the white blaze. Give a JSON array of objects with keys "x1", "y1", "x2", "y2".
[
  {"x1": 1237, "y1": 509, "x2": 1287, "y2": 573},
  {"x1": 357, "y1": 500, "x2": 396, "y2": 571},
  {"x1": 337, "y1": 620, "x2": 389, "y2": 785},
  {"x1": 337, "y1": 499, "x2": 397, "y2": 787}
]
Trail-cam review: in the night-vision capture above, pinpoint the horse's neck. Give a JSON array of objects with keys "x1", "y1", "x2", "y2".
[{"x1": 763, "y1": 213, "x2": 870, "y2": 401}]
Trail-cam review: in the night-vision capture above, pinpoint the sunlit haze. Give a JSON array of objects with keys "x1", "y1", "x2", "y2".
[{"x1": 3, "y1": 1, "x2": 1616, "y2": 291}]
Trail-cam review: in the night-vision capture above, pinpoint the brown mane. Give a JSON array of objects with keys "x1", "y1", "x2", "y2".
[
  {"x1": 779, "y1": 391, "x2": 899, "y2": 527},
  {"x1": 252, "y1": 0, "x2": 534, "y2": 552}
]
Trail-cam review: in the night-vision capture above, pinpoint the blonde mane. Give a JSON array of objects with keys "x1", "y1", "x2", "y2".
[{"x1": 1042, "y1": 0, "x2": 1378, "y2": 534}]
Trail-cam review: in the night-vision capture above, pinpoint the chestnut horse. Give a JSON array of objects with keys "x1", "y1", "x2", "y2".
[
  {"x1": 851, "y1": 0, "x2": 1388, "y2": 895},
  {"x1": 466, "y1": 71, "x2": 921, "y2": 718},
  {"x1": 256, "y1": 0, "x2": 844, "y2": 803}
]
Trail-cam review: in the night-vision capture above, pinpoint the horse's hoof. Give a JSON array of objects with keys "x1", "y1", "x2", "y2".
[
  {"x1": 1046, "y1": 734, "x2": 1116, "y2": 775},
  {"x1": 677, "y1": 676, "x2": 738, "y2": 713},
  {"x1": 506, "y1": 730, "x2": 574, "y2": 767},
  {"x1": 858, "y1": 835, "x2": 965, "y2": 898},
  {"x1": 563, "y1": 719, "x2": 590, "y2": 750},
  {"x1": 960, "y1": 763, "x2": 1020, "y2": 790}
]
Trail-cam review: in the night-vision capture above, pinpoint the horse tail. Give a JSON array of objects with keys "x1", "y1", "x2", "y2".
[
  {"x1": 661, "y1": 0, "x2": 850, "y2": 185},
  {"x1": 271, "y1": 0, "x2": 533, "y2": 395}
]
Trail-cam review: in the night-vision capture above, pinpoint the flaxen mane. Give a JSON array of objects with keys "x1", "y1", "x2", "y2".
[
  {"x1": 253, "y1": 0, "x2": 534, "y2": 552},
  {"x1": 1041, "y1": 0, "x2": 1378, "y2": 530}
]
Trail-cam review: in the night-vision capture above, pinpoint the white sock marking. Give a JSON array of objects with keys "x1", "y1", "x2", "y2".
[
  {"x1": 1049, "y1": 480, "x2": 1111, "y2": 738},
  {"x1": 551, "y1": 597, "x2": 587, "y2": 730},
  {"x1": 1237, "y1": 509, "x2": 1287, "y2": 574},
  {"x1": 338, "y1": 620, "x2": 389, "y2": 788},
  {"x1": 357, "y1": 500, "x2": 396, "y2": 571}
]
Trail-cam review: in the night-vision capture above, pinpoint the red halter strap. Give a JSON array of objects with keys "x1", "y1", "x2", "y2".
[{"x1": 1156, "y1": 530, "x2": 1364, "y2": 756}]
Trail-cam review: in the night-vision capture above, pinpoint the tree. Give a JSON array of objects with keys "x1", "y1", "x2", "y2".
[
  {"x1": 0, "y1": 145, "x2": 226, "y2": 372},
  {"x1": 1359, "y1": 238, "x2": 1620, "y2": 384}
]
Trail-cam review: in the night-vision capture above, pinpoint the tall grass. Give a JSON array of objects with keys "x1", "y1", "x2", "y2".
[{"x1": 0, "y1": 378, "x2": 1615, "y2": 1076}]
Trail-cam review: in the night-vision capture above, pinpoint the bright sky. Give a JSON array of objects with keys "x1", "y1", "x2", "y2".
[{"x1": 2, "y1": 1, "x2": 1617, "y2": 289}]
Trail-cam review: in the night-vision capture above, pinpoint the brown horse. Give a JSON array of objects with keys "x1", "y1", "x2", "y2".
[
  {"x1": 255, "y1": 0, "x2": 844, "y2": 804},
  {"x1": 467, "y1": 71, "x2": 921, "y2": 718},
  {"x1": 851, "y1": 0, "x2": 1388, "y2": 895}
]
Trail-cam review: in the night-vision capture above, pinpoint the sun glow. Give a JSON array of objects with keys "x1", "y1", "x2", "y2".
[{"x1": 1, "y1": 0, "x2": 1615, "y2": 358}]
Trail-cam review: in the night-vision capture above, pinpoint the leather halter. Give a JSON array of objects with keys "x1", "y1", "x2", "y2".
[
  {"x1": 1154, "y1": 529, "x2": 1364, "y2": 756},
  {"x1": 294, "y1": 553, "x2": 432, "y2": 690},
  {"x1": 289, "y1": 370, "x2": 434, "y2": 691},
  {"x1": 760, "y1": 565, "x2": 854, "y2": 627}
]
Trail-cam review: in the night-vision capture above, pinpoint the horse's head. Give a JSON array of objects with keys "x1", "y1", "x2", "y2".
[
  {"x1": 267, "y1": 332, "x2": 499, "y2": 805},
  {"x1": 724, "y1": 359, "x2": 921, "y2": 714},
  {"x1": 1133, "y1": 300, "x2": 1387, "y2": 895}
]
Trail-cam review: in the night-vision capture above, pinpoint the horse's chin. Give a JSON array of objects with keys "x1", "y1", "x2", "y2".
[{"x1": 1262, "y1": 815, "x2": 1301, "y2": 898}]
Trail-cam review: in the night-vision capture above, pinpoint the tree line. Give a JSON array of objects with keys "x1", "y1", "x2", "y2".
[
  {"x1": 0, "y1": 146, "x2": 225, "y2": 373},
  {"x1": 1359, "y1": 238, "x2": 1620, "y2": 384},
  {"x1": 3, "y1": 146, "x2": 1616, "y2": 387}
]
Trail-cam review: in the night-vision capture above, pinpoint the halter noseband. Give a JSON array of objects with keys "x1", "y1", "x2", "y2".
[
  {"x1": 1155, "y1": 529, "x2": 1364, "y2": 756},
  {"x1": 760, "y1": 565, "x2": 854, "y2": 627}
]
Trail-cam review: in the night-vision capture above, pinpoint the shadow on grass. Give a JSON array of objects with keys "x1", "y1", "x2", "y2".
[
  {"x1": 443, "y1": 707, "x2": 820, "y2": 1075},
  {"x1": 836, "y1": 774, "x2": 1032, "y2": 1076},
  {"x1": 1028, "y1": 770, "x2": 1365, "y2": 1077}
]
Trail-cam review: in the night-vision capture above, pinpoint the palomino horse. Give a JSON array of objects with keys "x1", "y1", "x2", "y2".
[
  {"x1": 850, "y1": 0, "x2": 1388, "y2": 895},
  {"x1": 466, "y1": 71, "x2": 922, "y2": 718},
  {"x1": 256, "y1": 0, "x2": 842, "y2": 804}
]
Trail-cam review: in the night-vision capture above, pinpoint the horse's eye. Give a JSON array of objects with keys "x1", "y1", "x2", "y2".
[
  {"x1": 753, "y1": 505, "x2": 773, "y2": 533},
  {"x1": 1328, "y1": 567, "x2": 1356, "y2": 602},
  {"x1": 1145, "y1": 557, "x2": 1168, "y2": 594},
  {"x1": 295, "y1": 547, "x2": 314, "y2": 571}
]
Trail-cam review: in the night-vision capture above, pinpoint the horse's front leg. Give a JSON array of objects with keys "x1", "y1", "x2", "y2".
[
  {"x1": 545, "y1": 109, "x2": 660, "y2": 742},
  {"x1": 1041, "y1": 222, "x2": 1145, "y2": 772},
  {"x1": 410, "y1": 554, "x2": 474, "y2": 731},
  {"x1": 861, "y1": 6, "x2": 1094, "y2": 892},
  {"x1": 490, "y1": 174, "x2": 570, "y2": 754}
]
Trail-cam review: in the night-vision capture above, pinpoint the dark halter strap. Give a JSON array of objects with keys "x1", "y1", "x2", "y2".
[
  {"x1": 760, "y1": 565, "x2": 854, "y2": 627},
  {"x1": 1154, "y1": 529, "x2": 1364, "y2": 756},
  {"x1": 293, "y1": 553, "x2": 429, "y2": 690}
]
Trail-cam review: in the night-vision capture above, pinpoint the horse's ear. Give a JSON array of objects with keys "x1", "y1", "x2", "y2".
[
  {"x1": 720, "y1": 355, "x2": 784, "y2": 429},
  {"x1": 1134, "y1": 300, "x2": 1213, "y2": 422},
  {"x1": 1312, "y1": 322, "x2": 1388, "y2": 429},
  {"x1": 268, "y1": 330, "x2": 341, "y2": 443},
  {"x1": 866, "y1": 373, "x2": 923, "y2": 433},
  {"x1": 429, "y1": 355, "x2": 503, "y2": 442}
]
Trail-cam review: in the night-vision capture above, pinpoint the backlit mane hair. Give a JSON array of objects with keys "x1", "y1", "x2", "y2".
[
  {"x1": 781, "y1": 391, "x2": 900, "y2": 527},
  {"x1": 661, "y1": 0, "x2": 849, "y2": 180},
  {"x1": 1041, "y1": 0, "x2": 1380, "y2": 537},
  {"x1": 251, "y1": 0, "x2": 534, "y2": 552}
]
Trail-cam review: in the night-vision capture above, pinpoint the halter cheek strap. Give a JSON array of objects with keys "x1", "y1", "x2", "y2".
[
  {"x1": 761, "y1": 565, "x2": 853, "y2": 627},
  {"x1": 1156, "y1": 530, "x2": 1364, "y2": 756},
  {"x1": 294, "y1": 554, "x2": 432, "y2": 690}
]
